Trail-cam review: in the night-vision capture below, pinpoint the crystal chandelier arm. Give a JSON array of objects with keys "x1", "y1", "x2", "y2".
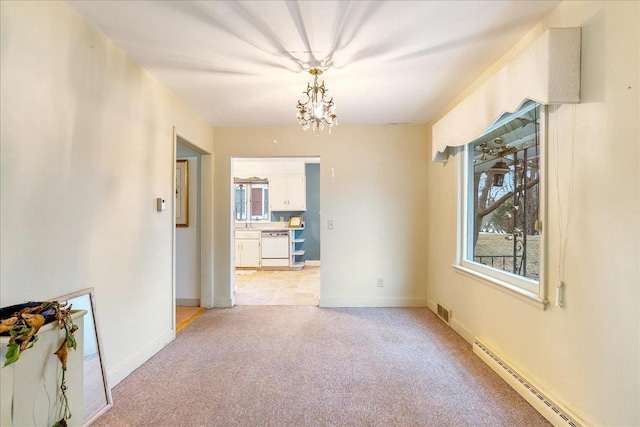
[{"x1": 296, "y1": 67, "x2": 337, "y2": 132}]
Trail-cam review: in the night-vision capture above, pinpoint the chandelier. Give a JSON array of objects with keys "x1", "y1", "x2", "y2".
[{"x1": 296, "y1": 68, "x2": 337, "y2": 133}]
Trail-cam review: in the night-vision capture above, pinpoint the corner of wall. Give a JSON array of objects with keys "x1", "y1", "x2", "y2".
[
  {"x1": 426, "y1": 298, "x2": 474, "y2": 345},
  {"x1": 108, "y1": 329, "x2": 174, "y2": 387}
]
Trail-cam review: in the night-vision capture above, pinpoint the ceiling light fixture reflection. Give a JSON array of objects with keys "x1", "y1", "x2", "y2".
[{"x1": 296, "y1": 68, "x2": 337, "y2": 134}]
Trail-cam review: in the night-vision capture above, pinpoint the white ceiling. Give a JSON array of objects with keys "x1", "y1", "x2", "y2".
[{"x1": 66, "y1": 1, "x2": 561, "y2": 127}]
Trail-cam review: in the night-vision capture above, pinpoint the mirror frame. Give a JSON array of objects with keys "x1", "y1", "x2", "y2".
[{"x1": 55, "y1": 287, "x2": 113, "y2": 425}]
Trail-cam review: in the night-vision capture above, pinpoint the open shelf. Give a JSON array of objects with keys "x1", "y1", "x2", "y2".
[
  {"x1": 289, "y1": 228, "x2": 305, "y2": 269},
  {"x1": 290, "y1": 261, "x2": 305, "y2": 270}
]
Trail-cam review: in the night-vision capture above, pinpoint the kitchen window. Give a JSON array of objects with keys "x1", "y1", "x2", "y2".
[
  {"x1": 234, "y1": 178, "x2": 269, "y2": 222},
  {"x1": 456, "y1": 101, "x2": 546, "y2": 304}
]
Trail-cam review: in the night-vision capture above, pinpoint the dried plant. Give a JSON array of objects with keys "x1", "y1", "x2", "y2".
[{"x1": 1, "y1": 301, "x2": 78, "y2": 426}]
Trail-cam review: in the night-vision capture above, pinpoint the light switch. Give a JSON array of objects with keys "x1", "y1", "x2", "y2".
[{"x1": 157, "y1": 198, "x2": 166, "y2": 212}]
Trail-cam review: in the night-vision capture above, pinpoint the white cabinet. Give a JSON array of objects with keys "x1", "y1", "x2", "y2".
[
  {"x1": 287, "y1": 176, "x2": 307, "y2": 211},
  {"x1": 235, "y1": 230, "x2": 261, "y2": 268},
  {"x1": 268, "y1": 175, "x2": 287, "y2": 211},
  {"x1": 269, "y1": 175, "x2": 306, "y2": 211}
]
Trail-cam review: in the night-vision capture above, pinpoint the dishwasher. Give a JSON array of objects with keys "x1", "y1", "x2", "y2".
[{"x1": 261, "y1": 231, "x2": 290, "y2": 267}]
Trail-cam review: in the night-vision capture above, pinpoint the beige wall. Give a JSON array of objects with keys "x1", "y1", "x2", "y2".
[
  {"x1": 426, "y1": 1, "x2": 639, "y2": 425},
  {"x1": 0, "y1": 1, "x2": 213, "y2": 385},
  {"x1": 213, "y1": 125, "x2": 429, "y2": 307}
]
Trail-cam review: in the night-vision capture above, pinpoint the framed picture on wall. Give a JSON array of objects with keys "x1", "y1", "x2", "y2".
[
  {"x1": 288, "y1": 215, "x2": 303, "y2": 228},
  {"x1": 175, "y1": 159, "x2": 189, "y2": 227}
]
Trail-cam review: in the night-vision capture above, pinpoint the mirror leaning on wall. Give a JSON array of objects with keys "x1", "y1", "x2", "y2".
[{"x1": 55, "y1": 288, "x2": 113, "y2": 426}]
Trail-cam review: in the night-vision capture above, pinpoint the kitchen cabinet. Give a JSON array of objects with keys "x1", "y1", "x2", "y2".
[
  {"x1": 269, "y1": 175, "x2": 306, "y2": 211},
  {"x1": 235, "y1": 230, "x2": 261, "y2": 268}
]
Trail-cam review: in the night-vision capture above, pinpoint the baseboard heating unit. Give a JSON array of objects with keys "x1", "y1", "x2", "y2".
[{"x1": 473, "y1": 340, "x2": 587, "y2": 427}]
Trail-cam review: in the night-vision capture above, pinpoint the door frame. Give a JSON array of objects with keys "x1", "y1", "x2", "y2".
[
  {"x1": 172, "y1": 128, "x2": 215, "y2": 334},
  {"x1": 229, "y1": 156, "x2": 321, "y2": 306}
]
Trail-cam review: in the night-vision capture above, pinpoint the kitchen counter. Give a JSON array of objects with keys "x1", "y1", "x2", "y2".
[
  {"x1": 235, "y1": 222, "x2": 303, "y2": 231},
  {"x1": 234, "y1": 223, "x2": 305, "y2": 271}
]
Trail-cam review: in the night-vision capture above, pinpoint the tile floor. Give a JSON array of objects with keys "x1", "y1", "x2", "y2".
[{"x1": 234, "y1": 266, "x2": 320, "y2": 305}]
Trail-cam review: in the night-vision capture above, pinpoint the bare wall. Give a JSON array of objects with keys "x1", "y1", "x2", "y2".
[
  {"x1": 213, "y1": 125, "x2": 429, "y2": 307},
  {"x1": 0, "y1": 1, "x2": 213, "y2": 385}
]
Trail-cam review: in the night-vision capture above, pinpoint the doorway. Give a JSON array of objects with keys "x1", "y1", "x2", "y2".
[
  {"x1": 231, "y1": 157, "x2": 321, "y2": 305},
  {"x1": 234, "y1": 268, "x2": 320, "y2": 305},
  {"x1": 176, "y1": 143, "x2": 200, "y2": 308},
  {"x1": 172, "y1": 130, "x2": 214, "y2": 333}
]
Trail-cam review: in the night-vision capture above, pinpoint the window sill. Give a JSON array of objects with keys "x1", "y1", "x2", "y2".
[{"x1": 452, "y1": 264, "x2": 548, "y2": 310}]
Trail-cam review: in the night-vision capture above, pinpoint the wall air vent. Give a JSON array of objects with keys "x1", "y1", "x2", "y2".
[{"x1": 436, "y1": 302, "x2": 451, "y2": 325}]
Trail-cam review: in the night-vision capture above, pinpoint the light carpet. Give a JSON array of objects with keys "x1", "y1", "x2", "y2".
[{"x1": 94, "y1": 306, "x2": 550, "y2": 426}]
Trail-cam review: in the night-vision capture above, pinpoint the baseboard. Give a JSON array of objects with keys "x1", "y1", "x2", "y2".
[
  {"x1": 214, "y1": 297, "x2": 233, "y2": 308},
  {"x1": 426, "y1": 299, "x2": 474, "y2": 344},
  {"x1": 426, "y1": 298, "x2": 588, "y2": 425},
  {"x1": 474, "y1": 339, "x2": 588, "y2": 427},
  {"x1": 108, "y1": 329, "x2": 174, "y2": 387},
  {"x1": 176, "y1": 298, "x2": 200, "y2": 307},
  {"x1": 304, "y1": 260, "x2": 321, "y2": 266},
  {"x1": 319, "y1": 297, "x2": 427, "y2": 308}
]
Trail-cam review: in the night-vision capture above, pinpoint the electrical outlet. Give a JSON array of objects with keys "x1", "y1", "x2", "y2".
[
  {"x1": 328, "y1": 220, "x2": 334, "y2": 229},
  {"x1": 377, "y1": 278, "x2": 384, "y2": 287}
]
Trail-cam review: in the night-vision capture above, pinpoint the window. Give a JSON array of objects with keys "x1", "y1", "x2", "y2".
[
  {"x1": 458, "y1": 101, "x2": 545, "y2": 300},
  {"x1": 234, "y1": 180, "x2": 269, "y2": 222}
]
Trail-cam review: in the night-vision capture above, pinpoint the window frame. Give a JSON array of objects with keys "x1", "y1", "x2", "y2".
[
  {"x1": 248, "y1": 183, "x2": 269, "y2": 221},
  {"x1": 234, "y1": 184, "x2": 248, "y2": 222},
  {"x1": 454, "y1": 103, "x2": 548, "y2": 308},
  {"x1": 234, "y1": 180, "x2": 270, "y2": 223}
]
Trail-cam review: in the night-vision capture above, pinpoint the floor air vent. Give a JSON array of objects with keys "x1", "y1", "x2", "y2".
[
  {"x1": 436, "y1": 302, "x2": 451, "y2": 325},
  {"x1": 473, "y1": 340, "x2": 586, "y2": 427}
]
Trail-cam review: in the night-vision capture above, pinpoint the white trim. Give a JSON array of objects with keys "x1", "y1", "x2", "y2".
[
  {"x1": 538, "y1": 108, "x2": 549, "y2": 303},
  {"x1": 176, "y1": 298, "x2": 200, "y2": 307},
  {"x1": 420, "y1": 306, "x2": 590, "y2": 425},
  {"x1": 171, "y1": 128, "x2": 178, "y2": 334},
  {"x1": 460, "y1": 259, "x2": 539, "y2": 294},
  {"x1": 230, "y1": 159, "x2": 237, "y2": 308},
  {"x1": 174, "y1": 129, "x2": 215, "y2": 311},
  {"x1": 108, "y1": 329, "x2": 174, "y2": 387},
  {"x1": 304, "y1": 260, "x2": 321, "y2": 266},
  {"x1": 319, "y1": 297, "x2": 427, "y2": 308},
  {"x1": 426, "y1": 300, "x2": 475, "y2": 344},
  {"x1": 200, "y1": 153, "x2": 215, "y2": 309},
  {"x1": 453, "y1": 265, "x2": 547, "y2": 309},
  {"x1": 214, "y1": 297, "x2": 234, "y2": 308}
]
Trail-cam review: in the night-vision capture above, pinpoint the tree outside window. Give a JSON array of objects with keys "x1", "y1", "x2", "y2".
[{"x1": 467, "y1": 102, "x2": 541, "y2": 283}]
